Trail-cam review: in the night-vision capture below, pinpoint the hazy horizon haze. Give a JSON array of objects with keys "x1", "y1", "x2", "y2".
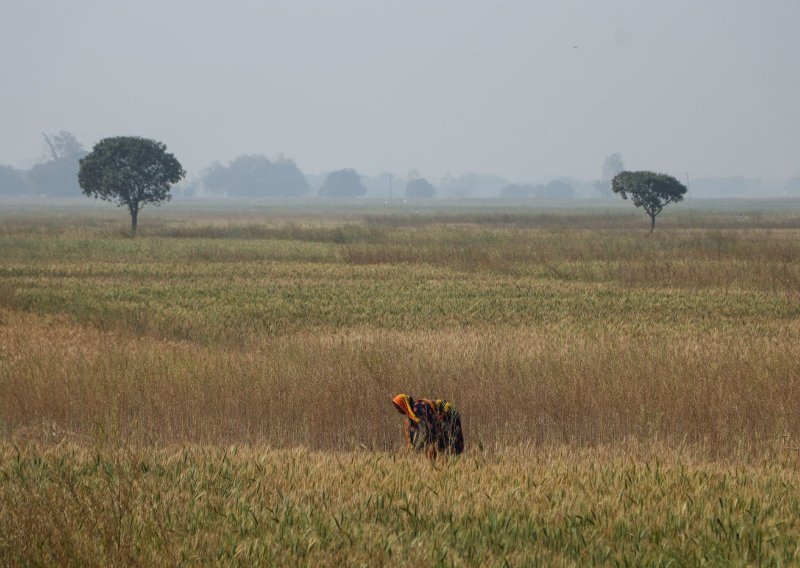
[{"x1": 1, "y1": 0, "x2": 798, "y2": 183}]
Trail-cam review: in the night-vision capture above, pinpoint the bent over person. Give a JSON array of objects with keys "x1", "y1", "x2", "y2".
[
  {"x1": 433, "y1": 399, "x2": 465, "y2": 455},
  {"x1": 392, "y1": 394, "x2": 464, "y2": 457}
]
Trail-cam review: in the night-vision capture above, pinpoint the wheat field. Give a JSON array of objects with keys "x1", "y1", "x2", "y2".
[{"x1": 1, "y1": 200, "x2": 800, "y2": 564}]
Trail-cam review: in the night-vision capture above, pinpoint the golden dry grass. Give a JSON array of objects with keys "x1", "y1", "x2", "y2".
[
  {"x1": 3, "y1": 444, "x2": 800, "y2": 566},
  {"x1": 1, "y1": 201, "x2": 800, "y2": 564},
  {"x1": 1, "y1": 310, "x2": 799, "y2": 456}
]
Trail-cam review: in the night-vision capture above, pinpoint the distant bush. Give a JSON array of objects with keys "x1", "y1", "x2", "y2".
[
  {"x1": 319, "y1": 169, "x2": 366, "y2": 198},
  {"x1": 405, "y1": 177, "x2": 436, "y2": 199}
]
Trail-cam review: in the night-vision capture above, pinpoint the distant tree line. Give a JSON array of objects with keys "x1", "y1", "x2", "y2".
[
  {"x1": 786, "y1": 176, "x2": 800, "y2": 196},
  {"x1": 0, "y1": 131, "x2": 87, "y2": 196},
  {"x1": 594, "y1": 153, "x2": 625, "y2": 198},
  {"x1": 201, "y1": 155, "x2": 310, "y2": 198},
  {"x1": 0, "y1": 165, "x2": 28, "y2": 195},
  {"x1": 500, "y1": 180, "x2": 575, "y2": 199},
  {"x1": 2, "y1": 134, "x2": 796, "y2": 200},
  {"x1": 689, "y1": 176, "x2": 787, "y2": 198},
  {"x1": 198, "y1": 164, "x2": 438, "y2": 200},
  {"x1": 406, "y1": 178, "x2": 436, "y2": 199}
]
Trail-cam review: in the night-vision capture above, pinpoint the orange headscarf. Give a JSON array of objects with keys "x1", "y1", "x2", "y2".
[{"x1": 392, "y1": 393, "x2": 419, "y2": 423}]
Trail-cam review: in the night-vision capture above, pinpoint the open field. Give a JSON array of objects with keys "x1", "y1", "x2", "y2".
[
  {"x1": 1, "y1": 199, "x2": 800, "y2": 563},
  {"x1": 3, "y1": 444, "x2": 800, "y2": 566}
]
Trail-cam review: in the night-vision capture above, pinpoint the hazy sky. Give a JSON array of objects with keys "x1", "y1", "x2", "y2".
[{"x1": 1, "y1": 0, "x2": 798, "y2": 182}]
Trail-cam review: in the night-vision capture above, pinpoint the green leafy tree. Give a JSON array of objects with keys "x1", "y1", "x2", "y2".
[
  {"x1": 406, "y1": 177, "x2": 436, "y2": 199},
  {"x1": 319, "y1": 169, "x2": 366, "y2": 198},
  {"x1": 612, "y1": 171, "x2": 687, "y2": 232},
  {"x1": 78, "y1": 136, "x2": 185, "y2": 236}
]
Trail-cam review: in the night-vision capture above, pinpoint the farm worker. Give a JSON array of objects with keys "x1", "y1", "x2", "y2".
[
  {"x1": 432, "y1": 399, "x2": 465, "y2": 455},
  {"x1": 392, "y1": 394, "x2": 464, "y2": 457}
]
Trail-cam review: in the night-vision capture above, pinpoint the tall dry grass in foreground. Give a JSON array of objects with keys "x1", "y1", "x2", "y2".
[
  {"x1": 2, "y1": 310, "x2": 799, "y2": 456},
  {"x1": 2, "y1": 444, "x2": 800, "y2": 565},
  {"x1": 0, "y1": 204, "x2": 799, "y2": 455}
]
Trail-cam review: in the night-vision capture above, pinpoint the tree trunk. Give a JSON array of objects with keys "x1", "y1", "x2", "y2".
[
  {"x1": 649, "y1": 214, "x2": 656, "y2": 233},
  {"x1": 130, "y1": 208, "x2": 138, "y2": 237},
  {"x1": 42, "y1": 133, "x2": 58, "y2": 161}
]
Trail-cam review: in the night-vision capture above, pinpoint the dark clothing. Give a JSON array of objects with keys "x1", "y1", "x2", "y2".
[
  {"x1": 405, "y1": 399, "x2": 440, "y2": 455},
  {"x1": 393, "y1": 394, "x2": 464, "y2": 457},
  {"x1": 434, "y1": 400, "x2": 464, "y2": 455}
]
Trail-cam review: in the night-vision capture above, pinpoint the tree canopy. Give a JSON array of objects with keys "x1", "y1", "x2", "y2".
[
  {"x1": 78, "y1": 136, "x2": 185, "y2": 236},
  {"x1": 27, "y1": 131, "x2": 87, "y2": 196},
  {"x1": 611, "y1": 171, "x2": 687, "y2": 232},
  {"x1": 202, "y1": 154, "x2": 310, "y2": 197},
  {"x1": 406, "y1": 177, "x2": 436, "y2": 199},
  {"x1": 603, "y1": 153, "x2": 624, "y2": 184},
  {"x1": 319, "y1": 169, "x2": 366, "y2": 198},
  {"x1": 594, "y1": 153, "x2": 624, "y2": 198}
]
